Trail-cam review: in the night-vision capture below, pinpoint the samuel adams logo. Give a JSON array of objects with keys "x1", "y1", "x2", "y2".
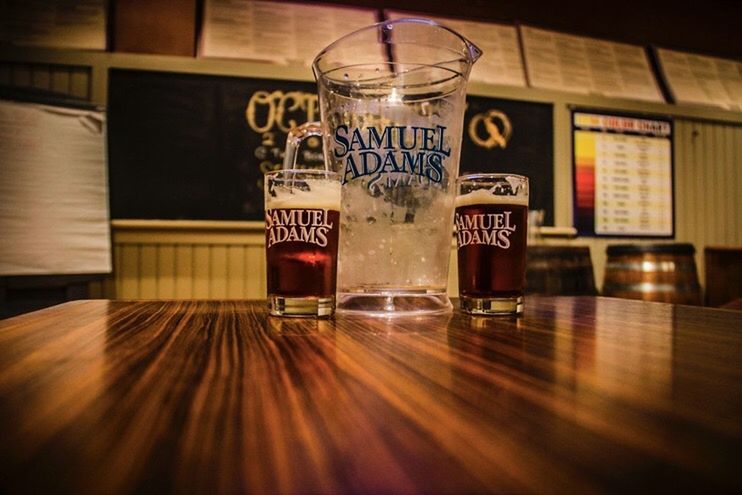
[
  {"x1": 332, "y1": 125, "x2": 451, "y2": 187},
  {"x1": 455, "y1": 210, "x2": 517, "y2": 249},
  {"x1": 265, "y1": 209, "x2": 335, "y2": 248}
]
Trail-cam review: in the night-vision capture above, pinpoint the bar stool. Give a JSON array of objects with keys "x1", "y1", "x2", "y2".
[
  {"x1": 526, "y1": 246, "x2": 598, "y2": 295},
  {"x1": 603, "y1": 243, "x2": 701, "y2": 305}
]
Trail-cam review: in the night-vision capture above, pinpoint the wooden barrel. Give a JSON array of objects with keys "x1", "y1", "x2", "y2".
[
  {"x1": 603, "y1": 243, "x2": 701, "y2": 305},
  {"x1": 526, "y1": 246, "x2": 597, "y2": 295}
]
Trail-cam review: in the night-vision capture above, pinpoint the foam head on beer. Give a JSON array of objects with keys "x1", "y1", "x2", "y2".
[
  {"x1": 455, "y1": 187, "x2": 529, "y2": 207},
  {"x1": 266, "y1": 178, "x2": 341, "y2": 210}
]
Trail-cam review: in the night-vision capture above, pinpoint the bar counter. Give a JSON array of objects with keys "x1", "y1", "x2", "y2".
[{"x1": 0, "y1": 297, "x2": 740, "y2": 493}]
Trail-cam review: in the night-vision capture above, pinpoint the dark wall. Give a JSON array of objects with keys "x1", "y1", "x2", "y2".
[
  {"x1": 309, "y1": 0, "x2": 742, "y2": 61},
  {"x1": 114, "y1": 0, "x2": 197, "y2": 56},
  {"x1": 111, "y1": 0, "x2": 741, "y2": 61}
]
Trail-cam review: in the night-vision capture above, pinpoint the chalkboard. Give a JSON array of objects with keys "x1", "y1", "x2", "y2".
[
  {"x1": 108, "y1": 70, "x2": 553, "y2": 223},
  {"x1": 461, "y1": 96, "x2": 554, "y2": 224},
  {"x1": 108, "y1": 69, "x2": 322, "y2": 220}
]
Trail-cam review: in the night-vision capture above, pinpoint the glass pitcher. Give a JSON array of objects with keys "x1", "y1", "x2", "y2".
[{"x1": 284, "y1": 18, "x2": 481, "y2": 316}]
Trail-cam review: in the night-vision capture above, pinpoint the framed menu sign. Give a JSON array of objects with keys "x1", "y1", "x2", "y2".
[{"x1": 572, "y1": 110, "x2": 674, "y2": 237}]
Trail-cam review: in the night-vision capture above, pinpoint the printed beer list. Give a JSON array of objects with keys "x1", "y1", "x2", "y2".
[{"x1": 573, "y1": 112, "x2": 673, "y2": 236}]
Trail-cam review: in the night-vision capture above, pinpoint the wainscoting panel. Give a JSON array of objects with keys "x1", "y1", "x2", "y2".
[
  {"x1": 113, "y1": 221, "x2": 267, "y2": 300},
  {"x1": 0, "y1": 61, "x2": 91, "y2": 100},
  {"x1": 111, "y1": 220, "x2": 457, "y2": 300}
]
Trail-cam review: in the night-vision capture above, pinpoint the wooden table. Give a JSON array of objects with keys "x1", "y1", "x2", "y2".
[{"x1": 0, "y1": 297, "x2": 740, "y2": 494}]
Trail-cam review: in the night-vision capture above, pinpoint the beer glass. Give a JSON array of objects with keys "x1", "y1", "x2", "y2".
[
  {"x1": 455, "y1": 174, "x2": 529, "y2": 315},
  {"x1": 283, "y1": 19, "x2": 481, "y2": 316},
  {"x1": 264, "y1": 169, "x2": 341, "y2": 317}
]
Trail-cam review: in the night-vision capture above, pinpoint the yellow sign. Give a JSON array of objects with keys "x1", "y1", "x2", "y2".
[
  {"x1": 468, "y1": 109, "x2": 512, "y2": 150},
  {"x1": 245, "y1": 90, "x2": 318, "y2": 133}
]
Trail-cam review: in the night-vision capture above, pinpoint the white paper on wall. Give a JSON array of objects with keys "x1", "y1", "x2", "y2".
[
  {"x1": 199, "y1": 0, "x2": 378, "y2": 66},
  {"x1": 656, "y1": 48, "x2": 742, "y2": 111},
  {"x1": 520, "y1": 26, "x2": 664, "y2": 102},
  {"x1": 0, "y1": 0, "x2": 106, "y2": 50},
  {"x1": 385, "y1": 10, "x2": 527, "y2": 87},
  {"x1": 0, "y1": 100, "x2": 111, "y2": 275}
]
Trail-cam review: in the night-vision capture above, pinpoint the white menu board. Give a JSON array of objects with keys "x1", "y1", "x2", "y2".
[
  {"x1": 200, "y1": 0, "x2": 378, "y2": 66},
  {"x1": 0, "y1": 0, "x2": 106, "y2": 50},
  {"x1": 656, "y1": 48, "x2": 742, "y2": 111},
  {"x1": 0, "y1": 100, "x2": 111, "y2": 275},
  {"x1": 573, "y1": 111, "x2": 673, "y2": 237},
  {"x1": 521, "y1": 26, "x2": 663, "y2": 102},
  {"x1": 385, "y1": 11, "x2": 526, "y2": 87}
]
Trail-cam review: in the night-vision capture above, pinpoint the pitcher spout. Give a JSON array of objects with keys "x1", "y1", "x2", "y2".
[
  {"x1": 379, "y1": 18, "x2": 481, "y2": 73},
  {"x1": 464, "y1": 35, "x2": 483, "y2": 67}
]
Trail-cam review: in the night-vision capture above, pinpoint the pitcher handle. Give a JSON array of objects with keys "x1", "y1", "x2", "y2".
[{"x1": 282, "y1": 121, "x2": 327, "y2": 170}]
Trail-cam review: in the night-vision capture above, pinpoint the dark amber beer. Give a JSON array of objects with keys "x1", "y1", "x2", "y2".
[
  {"x1": 264, "y1": 170, "x2": 341, "y2": 317},
  {"x1": 455, "y1": 174, "x2": 529, "y2": 315},
  {"x1": 266, "y1": 209, "x2": 340, "y2": 296}
]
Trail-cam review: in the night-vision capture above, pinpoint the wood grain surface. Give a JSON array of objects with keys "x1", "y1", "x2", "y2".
[{"x1": 0, "y1": 297, "x2": 740, "y2": 494}]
